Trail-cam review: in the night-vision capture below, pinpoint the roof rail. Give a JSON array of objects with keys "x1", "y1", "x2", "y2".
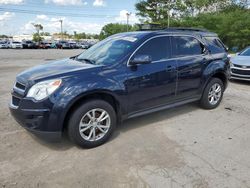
[{"x1": 164, "y1": 27, "x2": 209, "y2": 32}]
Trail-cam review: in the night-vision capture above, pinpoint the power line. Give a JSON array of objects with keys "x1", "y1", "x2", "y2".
[
  {"x1": 23, "y1": 2, "x2": 126, "y2": 12},
  {"x1": 0, "y1": 7, "x2": 118, "y2": 18}
]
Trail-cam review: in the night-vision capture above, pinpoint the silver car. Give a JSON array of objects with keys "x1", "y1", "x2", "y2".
[
  {"x1": 230, "y1": 46, "x2": 250, "y2": 81},
  {"x1": 9, "y1": 41, "x2": 23, "y2": 49},
  {"x1": 0, "y1": 41, "x2": 8, "y2": 49}
]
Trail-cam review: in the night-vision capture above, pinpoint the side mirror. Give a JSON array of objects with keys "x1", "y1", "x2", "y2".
[
  {"x1": 236, "y1": 52, "x2": 240, "y2": 56},
  {"x1": 129, "y1": 55, "x2": 152, "y2": 66}
]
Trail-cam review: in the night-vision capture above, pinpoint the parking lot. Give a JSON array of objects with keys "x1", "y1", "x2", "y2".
[{"x1": 0, "y1": 49, "x2": 250, "y2": 188}]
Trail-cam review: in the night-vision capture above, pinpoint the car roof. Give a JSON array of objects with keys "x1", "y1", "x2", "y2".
[{"x1": 118, "y1": 27, "x2": 218, "y2": 39}]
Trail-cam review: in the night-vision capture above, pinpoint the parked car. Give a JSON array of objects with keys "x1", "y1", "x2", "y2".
[
  {"x1": 50, "y1": 42, "x2": 57, "y2": 49},
  {"x1": 0, "y1": 41, "x2": 8, "y2": 49},
  {"x1": 69, "y1": 41, "x2": 77, "y2": 49},
  {"x1": 10, "y1": 28, "x2": 230, "y2": 148},
  {"x1": 80, "y1": 42, "x2": 91, "y2": 49},
  {"x1": 22, "y1": 40, "x2": 37, "y2": 49},
  {"x1": 9, "y1": 41, "x2": 23, "y2": 49},
  {"x1": 230, "y1": 46, "x2": 250, "y2": 81},
  {"x1": 56, "y1": 41, "x2": 70, "y2": 49},
  {"x1": 76, "y1": 42, "x2": 82, "y2": 49},
  {"x1": 38, "y1": 42, "x2": 51, "y2": 49}
]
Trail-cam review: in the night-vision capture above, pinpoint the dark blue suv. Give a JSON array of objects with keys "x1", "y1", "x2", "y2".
[{"x1": 10, "y1": 28, "x2": 230, "y2": 148}]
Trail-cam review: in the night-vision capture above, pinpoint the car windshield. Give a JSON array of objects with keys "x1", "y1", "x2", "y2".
[
  {"x1": 13, "y1": 42, "x2": 21, "y2": 44},
  {"x1": 240, "y1": 48, "x2": 250, "y2": 56},
  {"x1": 76, "y1": 35, "x2": 139, "y2": 65}
]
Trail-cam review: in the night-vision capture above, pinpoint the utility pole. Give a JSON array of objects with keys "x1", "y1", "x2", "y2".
[
  {"x1": 59, "y1": 19, "x2": 63, "y2": 40},
  {"x1": 168, "y1": 9, "x2": 173, "y2": 28},
  {"x1": 168, "y1": 13, "x2": 170, "y2": 28},
  {"x1": 126, "y1": 12, "x2": 131, "y2": 32}
]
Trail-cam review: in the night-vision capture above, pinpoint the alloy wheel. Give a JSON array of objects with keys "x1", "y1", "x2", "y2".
[
  {"x1": 208, "y1": 83, "x2": 222, "y2": 105},
  {"x1": 79, "y1": 108, "x2": 111, "y2": 142}
]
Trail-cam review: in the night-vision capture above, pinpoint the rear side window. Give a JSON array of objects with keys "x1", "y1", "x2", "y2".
[
  {"x1": 204, "y1": 37, "x2": 226, "y2": 54},
  {"x1": 133, "y1": 36, "x2": 171, "y2": 61},
  {"x1": 173, "y1": 36, "x2": 203, "y2": 57}
]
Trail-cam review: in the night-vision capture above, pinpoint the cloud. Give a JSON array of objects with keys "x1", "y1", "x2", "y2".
[
  {"x1": 44, "y1": 0, "x2": 87, "y2": 6},
  {"x1": 0, "y1": 0, "x2": 23, "y2": 4},
  {"x1": 21, "y1": 16, "x2": 103, "y2": 34},
  {"x1": 36, "y1": 15, "x2": 49, "y2": 21},
  {"x1": 0, "y1": 12, "x2": 15, "y2": 21},
  {"x1": 115, "y1": 10, "x2": 139, "y2": 24},
  {"x1": 0, "y1": 12, "x2": 16, "y2": 34},
  {"x1": 93, "y1": 0, "x2": 105, "y2": 7}
]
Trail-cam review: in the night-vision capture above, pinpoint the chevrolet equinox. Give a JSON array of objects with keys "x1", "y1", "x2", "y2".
[{"x1": 10, "y1": 28, "x2": 230, "y2": 148}]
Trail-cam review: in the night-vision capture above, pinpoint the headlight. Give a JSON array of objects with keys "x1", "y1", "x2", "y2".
[{"x1": 27, "y1": 79, "x2": 62, "y2": 101}]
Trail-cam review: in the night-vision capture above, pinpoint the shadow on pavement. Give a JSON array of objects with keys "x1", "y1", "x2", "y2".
[{"x1": 31, "y1": 102, "x2": 199, "y2": 150}]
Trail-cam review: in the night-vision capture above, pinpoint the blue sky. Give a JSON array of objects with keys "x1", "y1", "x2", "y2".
[{"x1": 0, "y1": 0, "x2": 139, "y2": 35}]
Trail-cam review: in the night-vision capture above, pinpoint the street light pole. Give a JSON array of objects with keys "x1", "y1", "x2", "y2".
[
  {"x1": 168, "y1": 13, "x2": 170, "y2": 28},
  {"x1": 59, "y1": 19, "x2": 63, "y2": 40},
  {"x1": 126, "y1": 12, "x2": 131, "y2": 32},
  {"x1": 168, "y1": 9, "x2": 173, "y2": 28}
]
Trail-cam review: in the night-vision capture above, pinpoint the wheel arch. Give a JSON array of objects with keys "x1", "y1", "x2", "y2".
[
  {"x1": 61, "y1": 90, "x2": 122, "y2": 132},
  {"x1": 201, "y1": 70, "x2": 228, "y2": 96},
  {"x1": 211, "y1": 72, "x2": 228, "y2": 89}
]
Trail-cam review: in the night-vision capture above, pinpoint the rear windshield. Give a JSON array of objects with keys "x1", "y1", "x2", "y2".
[{"x1": 204, "y1": 37, "x2": 226, "y2": 54}]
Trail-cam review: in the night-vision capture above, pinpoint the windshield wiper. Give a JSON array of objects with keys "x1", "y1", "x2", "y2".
[{"x1": 75, "y1": 58, "x2": 95, "y2": 65}]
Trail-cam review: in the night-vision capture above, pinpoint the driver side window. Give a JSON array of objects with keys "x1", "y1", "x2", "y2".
[{"x1": 133, "y1": 36, "x2": 171, "y2": 62}]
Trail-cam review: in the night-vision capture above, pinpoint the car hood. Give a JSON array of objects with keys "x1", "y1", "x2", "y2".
[
  {"x1": 17, "y1": 58, "x2": 100, "y2": 83},
  {"x1": 231, "y1": 56, "x2": 250, "y2": 65}
]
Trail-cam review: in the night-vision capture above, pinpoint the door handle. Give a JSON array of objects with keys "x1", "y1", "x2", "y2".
[{"x1": 166, "y1": 65, "x2": 175, "y2": 72}]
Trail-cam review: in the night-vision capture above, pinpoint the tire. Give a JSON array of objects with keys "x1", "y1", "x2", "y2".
[
  {"x1": 68, "y1": 100, "x2": 117, "y2": 148},
  {"x1": 200, "y1": 78, "x2": 224, "y2": 109}
]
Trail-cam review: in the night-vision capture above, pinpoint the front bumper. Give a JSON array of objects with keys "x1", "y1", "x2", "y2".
[
  {"x1": 9, "y1": 100, "x2": 61, "y2": 141},
  {"x1": 230, "y1": 67, "x2": 250, "y2": 81}
]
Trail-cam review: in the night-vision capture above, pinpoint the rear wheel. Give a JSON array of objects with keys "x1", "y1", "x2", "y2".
[
  {"x1": 200, "y1": 78, "x2": 224, "y2": 109},
  {"x1": 68, "y1": 100, "x2": 116, "y2": 148}
]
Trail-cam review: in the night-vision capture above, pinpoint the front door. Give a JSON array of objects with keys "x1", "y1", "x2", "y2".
[{"x1": 126, "y1": 36, "x2": 177, "y2": 113}]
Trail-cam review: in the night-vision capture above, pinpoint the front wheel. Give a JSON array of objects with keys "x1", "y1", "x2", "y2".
[
  {"x1": 200, "y1": 78, "x2": 224, "y2": 109},
  {"x1": 68, "y1": 100, "x2": 116, "y2": 148}
]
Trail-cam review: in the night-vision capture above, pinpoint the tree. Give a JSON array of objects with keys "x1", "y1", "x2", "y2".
[
  {"x1": 74, "y1": 32, "x2": 87, "y2": 41},
  {"x1": 32, "y1": 24, "x2": 43, "y2": 43},
  {"x1": 0, "y1": 35, "x2": 9, "y2": 38},
  {"x1": 135, "y1": 0, "x2": 250, "y2": 49},
  {"x1": 33, "y1": 24, "x2": 43, "y2": 34},
  {"x1": 32, "y1": 33, "x2": 44, "y2": 43},
  {"x1": 40, "y1": 32, "x2": 51, "y2": 36},
  {"x1": 99, "y1": 23, "x2": 139, "y2": 40}
]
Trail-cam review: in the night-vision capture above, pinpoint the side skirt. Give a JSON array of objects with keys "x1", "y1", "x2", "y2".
[{"x1": 124, "y1": 97, "x2": 200, "y2": 120}]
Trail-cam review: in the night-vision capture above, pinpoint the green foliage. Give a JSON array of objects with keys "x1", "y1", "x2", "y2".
[
  {"x1": 32, "y1": 33, "x2": 44, "y2": 43},
  {"x1": 40, "y1": 32, "x2": 51, "y2": 36},
  {"x1": 99, "y1": 23, "x2": 139, "y2": 40},
  {"x1": 0, "y1": 35, "x2": 9, "y2": 38},
  {"x1": 74, "y1": 32, "x2": 99, "y2": 40},
  {"x1": 33, "y1": 24, "x2": 43, "y2": 33},
  {"x1": 135, "y1": 0, "x2": 250, "y2": 49},
  {"x1": 170, "y1": 6, "x2": 250, "y2": 49}
]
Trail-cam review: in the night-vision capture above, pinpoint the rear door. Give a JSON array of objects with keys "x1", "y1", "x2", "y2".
[{"x1": 172, "y1": 36, "x2": 209, "y2": 99}]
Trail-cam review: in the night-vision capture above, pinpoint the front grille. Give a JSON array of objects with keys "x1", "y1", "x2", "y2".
[
  {"x1": 12, "y1": 96, "x2": 21, "y2": 106},
  {"x1": 11, "y1": 81, "x2": 26, "y2": 107},
  {"x1": 233, "y1": 64, "x2": 250, "y2": 69},
  {"x1": 231, "y1": 69, "x2": 250, "y2": 75},
  {"x1": 15, "y1": 82, "x2": 26, "y2": 90}
]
